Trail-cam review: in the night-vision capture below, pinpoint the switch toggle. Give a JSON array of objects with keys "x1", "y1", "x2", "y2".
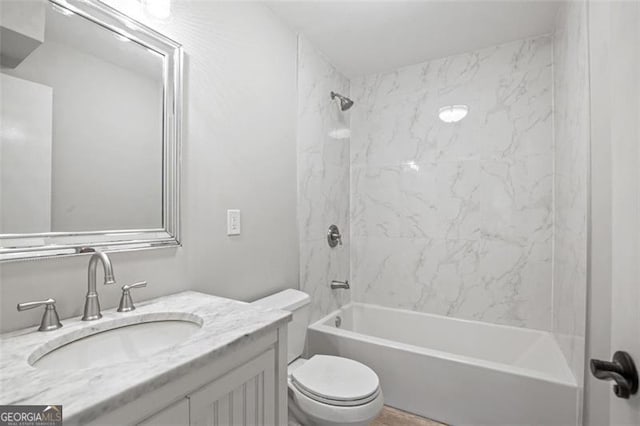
[{"x1": 227, "y1": 209, "x2": 241, "y2": 236}]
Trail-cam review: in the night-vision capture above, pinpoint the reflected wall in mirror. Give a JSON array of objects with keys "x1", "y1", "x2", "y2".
[{"x1": 0, "y1": 0, "x2": 182, "y2": 260}]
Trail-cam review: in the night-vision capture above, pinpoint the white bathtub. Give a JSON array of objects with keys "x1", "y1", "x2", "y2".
[{"x1": 307, "y1": 303, "x2": 579, "y2": 426}]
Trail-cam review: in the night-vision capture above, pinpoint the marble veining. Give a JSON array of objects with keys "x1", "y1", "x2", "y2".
[
  {"x1": 350, "y1": 35, "x2": 554, "y2": 330},
  {"x1": 297, "y1": 36, "x2": 351, "y2": 321},
  {"x1": 552, "y1": 0, "x2": 589, "y2": 386},
  {"x1": 0, "y1": 291, "x2": 290, "y2": 424}
]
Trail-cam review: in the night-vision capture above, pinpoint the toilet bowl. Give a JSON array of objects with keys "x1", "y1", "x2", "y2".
[
  {"x1": 252, "y1": 289, "x2": 384, "y2": 426},
  {"x1": 288, "y1": 356, "x2": 384, "y2": 426}
]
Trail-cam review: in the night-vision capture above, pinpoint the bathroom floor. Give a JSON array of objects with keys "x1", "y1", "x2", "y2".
[
  {"x1": 288, "y1": 406, "x2": 444, "y2": 426},
  {"x1": 373, "y1": 406, "x2": 446, "y2": 426}
]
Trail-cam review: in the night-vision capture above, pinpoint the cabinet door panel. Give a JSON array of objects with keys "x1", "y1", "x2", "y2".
[
  {"x1": 137, "y1": 398, "x2": 189, "y2": 426},
  {"x1": 244, "y1": 376, "x2": 258, "y2": 426},
  {"x1": 216, "y1": 394, "x2": 231, "y2": 426},
  {"x1": 190, "y1": 349, "x2": 275, "y2": 426}
]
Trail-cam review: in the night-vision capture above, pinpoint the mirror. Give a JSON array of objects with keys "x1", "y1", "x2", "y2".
[{"x1": 0, "y1": 0, "x2": 182, "y2": 261}]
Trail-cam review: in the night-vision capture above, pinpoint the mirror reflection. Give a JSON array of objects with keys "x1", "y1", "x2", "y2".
[{"x1": 1, "y1": 1, "x2": 164, "y2": 234}]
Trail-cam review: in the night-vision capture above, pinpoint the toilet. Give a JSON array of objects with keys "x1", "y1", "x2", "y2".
[{"x1": 252, "y1": 289, "x2": 384, "y2": 426}]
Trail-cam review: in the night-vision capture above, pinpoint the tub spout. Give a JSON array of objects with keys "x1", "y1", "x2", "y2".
[{"x1": 331, "y1": 280, "x2": 350, "y2": 290}]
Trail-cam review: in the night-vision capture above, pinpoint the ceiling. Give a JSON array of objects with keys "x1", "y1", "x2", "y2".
[{"x1": 267, "y1": 0, "x2": 562, "y2": 77}]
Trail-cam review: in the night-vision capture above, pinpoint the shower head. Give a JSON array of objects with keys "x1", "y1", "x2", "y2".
[{"x1": 331, "y1": 91, "x2": 354, "y2": 111}]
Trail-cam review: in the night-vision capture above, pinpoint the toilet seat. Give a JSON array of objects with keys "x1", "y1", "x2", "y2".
[{"x1": 290, "y1": 355, "x2": 380, "y2": 407}]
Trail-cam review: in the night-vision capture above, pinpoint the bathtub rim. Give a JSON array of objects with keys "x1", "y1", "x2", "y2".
[{"x1": 308, "y1": 302, "x2": 577, "y2": 388}]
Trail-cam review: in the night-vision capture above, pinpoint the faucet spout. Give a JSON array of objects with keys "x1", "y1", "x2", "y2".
[
  {"x1": 330, "y1": 280, "x2": 350, "y2": 290},
  {"x1": 82, "y1": 251, "x2": 116, "y2": 321}
]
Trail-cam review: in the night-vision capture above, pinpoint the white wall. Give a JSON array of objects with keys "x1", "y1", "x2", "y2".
[
  {"x1": 587, "y1": 3, "x2": 640, "y2": 423},
  {"x1": 349, "y1": 36, "x2": 554, "y2": 330},
  {"x1": 0, "y1": 0, "x2": 45, "y2": 68},
  {"x1": 587, "y1": 4, "x2": 640, "y2": 422},
  {"x1": 0, "y1": 1, "x2": 299, "y2": 332},
  {"x1": 608, "y1": 2, "x2": 640, "y2": 423},
  {"x1": 552, "y1": 0, "x2": 589, "y2": 390},
  {"x1": 584, "y1": 3, "x2": 612, "y2": 424},
  {"x1": 297, "y1": 37, "x2": 351, "y2": 322},
  {"x1": 0, "y1": 73, "x2": 52, "y2": 233},
  {"x1": 0, "y1": 0, "x2": 44, "y2": 42},
  {"x1": 4, "y1": 40, "x2": 164, "y2": 231}
]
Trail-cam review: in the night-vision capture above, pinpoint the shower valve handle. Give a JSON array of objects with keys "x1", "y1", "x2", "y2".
[{"x1": 327, "y1": 225, "x2": 342, "y2": 248}]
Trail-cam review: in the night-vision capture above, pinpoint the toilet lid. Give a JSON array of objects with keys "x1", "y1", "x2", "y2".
[{"x1": 291, "y1": 355, "x2": 380, "y2": 405}]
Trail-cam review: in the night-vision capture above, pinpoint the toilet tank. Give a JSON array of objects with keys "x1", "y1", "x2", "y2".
[{"x1": 252, "y1": 289, "x2": 310, "y2": 363}]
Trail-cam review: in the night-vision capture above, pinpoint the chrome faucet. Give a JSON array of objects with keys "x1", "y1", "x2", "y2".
[
  {"x1": 17, "y1": 298, "x2": 63, "y2": 331},
  {"x1": 331, "y1": 280, "x2": 350, "y2": 290},
  {"x1": 82, "y1": 251, "x2": 116, "y2": 321},
  {"x1": 117, "y1": 281, "x2": 147, "y2": 312}
]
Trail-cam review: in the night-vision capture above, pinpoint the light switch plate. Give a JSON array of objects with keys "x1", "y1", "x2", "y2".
[{"x1": 227, "y1": 209, "x2": 241, "y2": 236}]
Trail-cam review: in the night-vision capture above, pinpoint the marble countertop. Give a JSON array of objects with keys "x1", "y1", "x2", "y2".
[{"x1": 0, "y1": 291, "x2": 290, "y2": 423}]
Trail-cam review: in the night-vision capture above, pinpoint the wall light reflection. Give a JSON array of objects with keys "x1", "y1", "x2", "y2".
[
  {"x1": 438, "y1": 105, "x2": 469, "y2": 123},
  {"x1": 141, "y1": 0, "x2": 171, "y2": 20},
  {"x1": 51, "y1": 3, "x2": 75, "y2": 16},
  {"x1": 403, "y1": 161, "x2": 420, "y2": 172}
]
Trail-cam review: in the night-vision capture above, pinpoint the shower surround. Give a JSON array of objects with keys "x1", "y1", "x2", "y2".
[
  {"x1": 552, "y1": 0, "x2": 589, "y2": 385},
  {"x1": 350, "y1": 35, "x2": 554, "y2": 330},
  {"x1": 297, "y1": 37, "x2": 351, "y2": 322},
  {"x1": 296, "y1": 8, "x2": 588, "y2": 421},
  {"x1": 297, "y1": 20, "x2": 588, "y2": 391}
]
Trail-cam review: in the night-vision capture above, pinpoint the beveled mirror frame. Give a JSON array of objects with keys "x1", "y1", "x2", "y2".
[{"x1": 0, "y1": 0, "x2": 183, "y2": 262}]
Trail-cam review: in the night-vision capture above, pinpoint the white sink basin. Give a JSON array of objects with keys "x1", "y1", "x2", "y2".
[{"x1": 32, "y1": 320, "x2": 201, "y2": 370}]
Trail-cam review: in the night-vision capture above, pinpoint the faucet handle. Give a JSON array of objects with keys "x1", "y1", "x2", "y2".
[
  {"x1": 17, "y1": 298, "x2": 63, "y2": 331},
  {"x1": 118, "y1": 281, "x2": 147, "y2": 312},
  {"x1": 122, "y1": 281, "x2": 147, "y2": 291},
  {"x1": 17, "y1": 298, "x2": 56, "y2": 311}
]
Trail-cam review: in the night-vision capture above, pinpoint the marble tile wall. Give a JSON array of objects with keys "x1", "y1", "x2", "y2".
[
  {"x1": 552, "y1": 0, "x2": 589, "y2": 385},
  {"x1": 350, "y1": 36, "x2": 554, "y2": 330},
  {"x1": 297, "y1": 37, "x2": 351, "y2": 321}
]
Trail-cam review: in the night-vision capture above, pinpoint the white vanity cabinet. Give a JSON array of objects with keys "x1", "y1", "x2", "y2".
[
  {"x1": 139, "y1": 349, "x2": 276, "y2": 425},
  {"x1": 1, "y1": 292, "x2": 290, "y2": 426},
  {"x1": 138, "y1": 399, "x2": 190, "y2": 425},
  {"x1": 188, "y1": 349, "x2": 276, "y2": 425},
  {"x1": 89, "y1": 326, "x2": 288, "y2": 426}
]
